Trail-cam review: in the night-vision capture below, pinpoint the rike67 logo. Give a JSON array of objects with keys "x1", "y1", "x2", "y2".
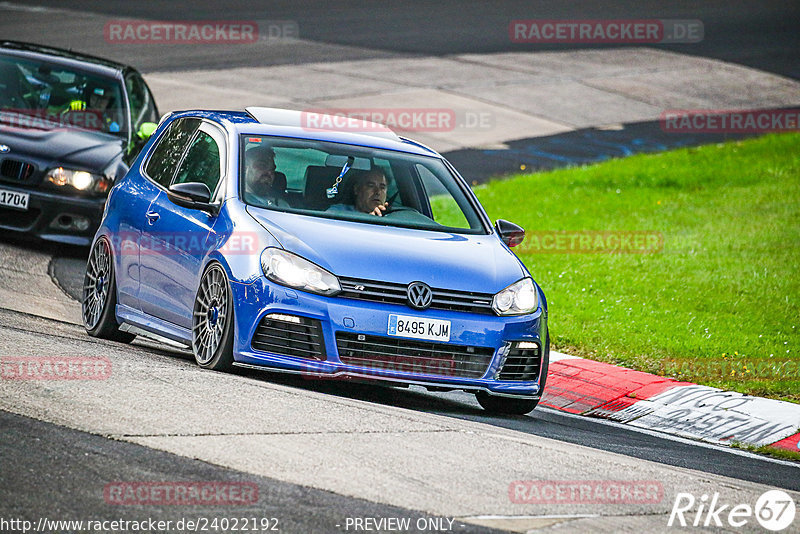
[{"x1": 668, "y1": 490, "x2": 796, "y2": 531}]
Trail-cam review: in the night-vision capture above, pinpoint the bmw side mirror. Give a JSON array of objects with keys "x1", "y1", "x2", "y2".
[
  {"x1": 495, "y1": 219, "x2": 525, "y2": 248},
  {"x1": 168, "y1": 182, "x2": 217, "y2": 214},
  {"x1": 127, "y1": 122, "x2": 160, "y2": 161},
  {"x1": 137, "y1": 122, "x2": 157, "y2": 141}
]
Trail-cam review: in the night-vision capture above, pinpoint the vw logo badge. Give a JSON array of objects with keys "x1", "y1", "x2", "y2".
[
  {"x1": 0, "y1": 145, "x2": 9, "y2": 153},
  {"x1": 407, "y1": 281, "x2": 433, "y2": 310}
]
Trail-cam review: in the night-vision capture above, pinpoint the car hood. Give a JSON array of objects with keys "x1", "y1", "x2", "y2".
[
  {"x1": 246, "y1": 207, "x2": 526, "y2": 294},
  {"x1": 0, "y1": 126, "x2": 124, "y2": 171}
]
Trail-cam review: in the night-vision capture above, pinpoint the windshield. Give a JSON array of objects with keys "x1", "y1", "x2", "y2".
[
  {"x1": 239, "y1": 135, "x2": 488, "y2": 234},
  {"x1": 0, "y1": 54, "x2": 127, "y2": 139}
]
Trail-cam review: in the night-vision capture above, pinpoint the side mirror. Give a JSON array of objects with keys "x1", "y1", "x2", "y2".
[
  {"x1": 126, "y1": 122, "x2": 160, "y2": 162},
  {"x1": 168, "y1": 182, "x2": 216, "y2": 214},
  {"x1": 137, "y1": 122, "x2": 157, "y2": 141},
  {"x1": 495, "y1": 219, "x2": 525, "y2": 248}
]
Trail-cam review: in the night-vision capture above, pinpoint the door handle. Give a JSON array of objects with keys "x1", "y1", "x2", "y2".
[{"x1": 146, "y1": 211, "x2": 160, "y2": 224}]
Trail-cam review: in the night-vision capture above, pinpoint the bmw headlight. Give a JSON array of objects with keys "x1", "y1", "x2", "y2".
[
  {"x1": 492, "y1": 277, "x2": 539, "y2": 316},
  {"x1": 45, "y1": 167, "x2": 110, "y2": 194},
  {"x1": 260, "y1": 248, "x2": 341, "y2": 296}
]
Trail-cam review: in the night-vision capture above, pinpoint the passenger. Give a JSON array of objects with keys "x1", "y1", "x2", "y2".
[
  {"x1": 245, "y1": 145, "x2": 290, "y2": 208},
  {"x1": 328, "y1": 169, "x2": 389, "y2": 216}
]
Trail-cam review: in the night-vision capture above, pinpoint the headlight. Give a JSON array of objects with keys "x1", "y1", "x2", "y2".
[
  {"x1": 492, "y1": 277, "x2": 539, "y2": 316},
  {"x1": 45, "y1": 167, "x2": 110, "y2": 194},
  {"x1": 260, "y1": 248, "x2": 341, "y2": 296}
]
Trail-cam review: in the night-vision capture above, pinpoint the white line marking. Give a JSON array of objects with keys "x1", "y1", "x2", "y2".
[
  {"x1": 461, "y1": 514, "x2": 599, "y2": 519},
  {"x1": 0, "y1": 1, "x2": 76, "y2": 14}
]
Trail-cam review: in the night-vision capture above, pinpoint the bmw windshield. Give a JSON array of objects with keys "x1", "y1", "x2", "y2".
[
  {"x1": 239, "y1": 135, "x2": 489, "y2": 234},
  {"x1": 0, "y1": 53, "x2": 127, "y2": 139}
]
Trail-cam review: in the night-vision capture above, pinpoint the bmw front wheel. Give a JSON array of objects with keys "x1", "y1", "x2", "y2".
[{"x1": 192, "y1": 263, "x2": 235, "y2": 371}]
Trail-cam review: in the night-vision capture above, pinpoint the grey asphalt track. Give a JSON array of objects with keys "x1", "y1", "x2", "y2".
[
  {"x1": 1, "y1": 1, "x2": 799, "y2": 532},
  {"x1": 12, "y1": 0, "x2": 800, "y2": 79},
  {"x1": 12, "y1": 262, "x2": 800, "y2": 496},
  {"x1": 0, "y1": 409, "x2": 504, "y2": 534}
]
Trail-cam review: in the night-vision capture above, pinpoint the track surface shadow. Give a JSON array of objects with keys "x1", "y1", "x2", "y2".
[{"x1": 229, "y1": 365, "x2": 800, "y2": 491}]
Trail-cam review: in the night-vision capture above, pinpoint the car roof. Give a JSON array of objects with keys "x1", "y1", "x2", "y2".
[
  {"x1": 0, "y1": 40, "x2": 130, "y2": 78},
  {"x1": 166, "y1": 108, "x2": 440, "y2": 157}
]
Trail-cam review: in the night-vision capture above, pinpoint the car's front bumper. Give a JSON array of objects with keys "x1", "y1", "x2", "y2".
[
  {"x1": 230, "y1": 277, "x2": 548, "y2": 398},
  {"x1": 0, "y1": 184, "x2": 104, "y2": 245}
]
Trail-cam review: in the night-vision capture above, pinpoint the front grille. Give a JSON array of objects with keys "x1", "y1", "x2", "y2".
[
  {"x1": 338, "y1": 277, "x2": 495, "y2": 315},
  {"x1": 497, "y1": 342, "x2": 542, "y2": 381},
  {"x1": 0, "y1": 158, "x2": 35, "y2": 181},
  {"x1": 336, "y1": 332, "x2": 494, "y2": 378},
  {"x1": 251, "y1": 314, "x2": 326, "y2": 360}
]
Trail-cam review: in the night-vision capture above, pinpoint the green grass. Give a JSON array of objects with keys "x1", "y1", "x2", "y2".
[
  {"x1": 472, "y1": 133, "x2": 800, "y2": 402},
  {"x1": 732, "y1": 441, "x2": 800, "y2": 463}
]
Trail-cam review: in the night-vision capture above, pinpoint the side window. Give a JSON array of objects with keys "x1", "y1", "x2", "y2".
[
  {"x1": 125, "y1": 72, "x2": 159, "y2": 132},
  {"x1": 173, "y1": 130, "x2": 222, "y2": 194},
  {"x1": 416, "y1": 163, "x2": 471, "y2": 229},
  {"x1": 144, "y1": 118, "x2": 200, "y2": 187}
]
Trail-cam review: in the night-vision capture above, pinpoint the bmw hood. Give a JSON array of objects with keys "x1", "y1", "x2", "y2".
[
  {"x1": 246, "y1": 207, "x2": 528, "y2": 294},
  {"x1": 0, "y1": 126, "x2": 124, "y2": 172}
]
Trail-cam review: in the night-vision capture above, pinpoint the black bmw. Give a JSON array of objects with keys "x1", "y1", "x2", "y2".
[{"x1": 0, "y1": 41, "x2": 159, "y2": 245}]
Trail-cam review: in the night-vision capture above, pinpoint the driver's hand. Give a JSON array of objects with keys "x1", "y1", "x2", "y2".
[{"x1": 369, "y1": 202, "x2": 389, "y2": 216}]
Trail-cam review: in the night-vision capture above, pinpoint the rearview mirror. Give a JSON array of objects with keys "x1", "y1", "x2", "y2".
[
  {"x1": 324, "y1": 154, "x2": 371, "y2": 170},
  {"x1": 495, "y1": 219, "x2": 525, "y2": 248}
]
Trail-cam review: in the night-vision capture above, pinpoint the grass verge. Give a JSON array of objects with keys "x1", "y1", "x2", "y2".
[
  {"x1": 473, "y1": 133, "x2": 800, "y2": 402},
  {"x1": 732, "y1": 442, "x2": 800, "y2": 463}
]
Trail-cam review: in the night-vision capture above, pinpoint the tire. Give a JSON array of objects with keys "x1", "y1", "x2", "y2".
[
  {"x1": 192, "y1": 263, "x2": 235, "y2": 371},
  {"x1": 82, "y1": 237, "x2": 135, "y2": 343},
  {"x1": 475, "y1": 392, "x2": 539, "y2": 415}
]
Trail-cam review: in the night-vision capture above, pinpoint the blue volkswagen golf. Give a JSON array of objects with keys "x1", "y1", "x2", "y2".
[{"x1": 82, "y1": 107, "x2": 549, "y2": 414}]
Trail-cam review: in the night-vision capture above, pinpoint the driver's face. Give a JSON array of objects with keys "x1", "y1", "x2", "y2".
[
  {"x1": 354, "y1": 173, "x2": 387, "y2": 213},
  {"x1": 246, "y1": 156, "x2": 276, "y2": 189}
]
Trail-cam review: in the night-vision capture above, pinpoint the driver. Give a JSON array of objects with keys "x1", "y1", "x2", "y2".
[
  {"x1": 64, "y1": 85, "x2": 121, "y2": 133},
  {"x1": 328, "y1": 169, "x2": 388, "y2": 216}
]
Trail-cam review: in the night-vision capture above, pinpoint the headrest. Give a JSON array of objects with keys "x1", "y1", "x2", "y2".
[{"x1": 303, "y1": 166, "x2": 342, "y2": 210}]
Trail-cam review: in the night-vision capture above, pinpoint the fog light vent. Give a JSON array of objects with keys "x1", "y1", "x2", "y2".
[{"x1": 496, "y1": 341, "x2": 542, "y2": 381}]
